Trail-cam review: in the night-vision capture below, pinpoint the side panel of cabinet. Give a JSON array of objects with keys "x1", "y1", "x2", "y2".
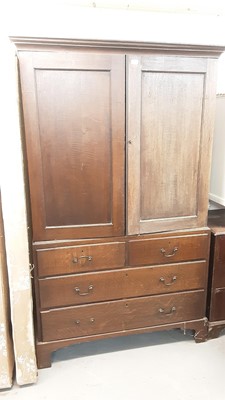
[
  {"x1": 19, "y1": 52, "x2": 125, "y2": 240},
  {"x1": 127, "y1": 55, "x2": 217, "y2": 234}
]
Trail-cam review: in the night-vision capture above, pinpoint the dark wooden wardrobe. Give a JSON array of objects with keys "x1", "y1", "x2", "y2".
[{"x1": 12, "y1": 37, "x2": 225, "y2": 368}]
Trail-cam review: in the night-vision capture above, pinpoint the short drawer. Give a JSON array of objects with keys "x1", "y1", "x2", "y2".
[
  {"x1": 124, "y1": 290, "x2": 205, "y2": 331},
  {"x1": 209, "y1": 288, "x2": 225, "y2": 322},
  {"x1": 36, "y1": 242, "x2": 126, "y2": 277},
  {"x1": 41, "y1": 290, "x2": 205, "y2": 341},
  {"x1": 41, "y1": 301, "x2": 124, "y2": 341},
  {"x1": 128, "y1": 233, "x2": 209, "y2": 266},
  {"x1": 216, "y1": 236, "x2": 225, "y2": 264},
  {"x1": 212, "y1": 236, "x2": 225, "y2": 288},
  {"x1": 39, "y1": 261, "x2": 207, "y2": 308}
]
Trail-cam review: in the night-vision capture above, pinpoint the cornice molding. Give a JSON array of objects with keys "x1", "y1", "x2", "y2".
[{"x1": 10, "y1": 36, "x2": 225, "y2": 57}]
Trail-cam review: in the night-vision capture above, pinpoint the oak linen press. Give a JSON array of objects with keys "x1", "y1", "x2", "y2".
[{"x1": 12, "y1": 37, "x2": 225, "y2": 368}]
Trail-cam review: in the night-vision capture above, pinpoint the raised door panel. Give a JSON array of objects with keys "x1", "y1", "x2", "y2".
[
  {"x1": 19, "y1": 52, "x2": 125, "y2": 240},
  {"x1": 127, "y1": 56, "x2": 217, "y2": 234}
]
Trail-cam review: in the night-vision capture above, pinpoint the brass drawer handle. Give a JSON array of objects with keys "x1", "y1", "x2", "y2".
[
  {"x1": 159, "y1": 276, "x2": 177, "y2": 286},
  {"x1": 74, "y1": 284, "x2": 94, "y2": 296},
  {"x1": 160, "y1": 247, "x2": 178, "y2": 258},
  {"x1": 159, "y1": 306, "x2": 176, "y2": 315},
  {"x1": 72, "y1": 255, "x2": 93, "y2": 264},
  {"x1": 75, "y1": 318, "x2": 95, "y2": 325}
]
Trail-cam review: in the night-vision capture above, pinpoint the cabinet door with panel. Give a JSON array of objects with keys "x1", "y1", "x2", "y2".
[
  {"x1": 127, "y1": 55, "x2": 217, "y2": 234},
  {"x1": 19, "y1": 52, "x2": 125, "y2": 241}
]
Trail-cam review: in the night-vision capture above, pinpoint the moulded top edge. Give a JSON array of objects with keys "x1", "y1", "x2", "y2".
[{"x1": 9, "y1": 36, "x2": 225, "y2": 57}]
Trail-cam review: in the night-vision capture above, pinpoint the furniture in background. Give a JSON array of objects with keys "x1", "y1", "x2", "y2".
[
  {"x1": 12, "y1": 37, "x2": 224, "y2": 368},
  {"x1": 207, "y1": 209, "x2": 225, "y2": 338}
]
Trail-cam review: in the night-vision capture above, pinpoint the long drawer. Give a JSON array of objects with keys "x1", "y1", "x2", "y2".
[
  {"x1": 36, "y1": 242, "x2": 126, "y2": 277},
  {"x1": 41, "y1": 290, "x2": 205, "y2": 341},
  {"x1": 39, "y1": 261, "x2": 207, "y2": 308},
  {"x1": 128, "y1": 233, "x2": 209, "y2": 266}
]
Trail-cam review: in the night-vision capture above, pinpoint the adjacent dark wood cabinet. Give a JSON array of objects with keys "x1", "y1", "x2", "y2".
[
  {"x1": 12, "y1": 37, "x2": 225, "y2": 368},
  {"x1": 207, "y1": 209, "x2": 225, "y2": 338}
]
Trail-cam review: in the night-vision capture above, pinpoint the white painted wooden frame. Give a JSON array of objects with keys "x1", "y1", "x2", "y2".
[{"x1": 0, "y1": 39, "x2": 37, "y2": 385}]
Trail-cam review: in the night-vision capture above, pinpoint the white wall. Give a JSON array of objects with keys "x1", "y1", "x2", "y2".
[
  {"x1": 2, "y1": 1, "x2": 225, "y2": 90},
  {"x1": 3, "y1": 1, "x2": 225, "y2": 45},
  {"x1": 209, "y1": 96, "x2": 225, "y2": 207}
]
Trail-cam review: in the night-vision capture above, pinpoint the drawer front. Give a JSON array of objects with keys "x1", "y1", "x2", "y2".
[
  {"x1": 36, "y1": 242, "x2": 126, "y2": 277},
  {"x1": 124, "y1": 291, "x2": 205, "y2": 331},
  {"x1": 128, "y1": 234, "x2": 209, "y2": 266},
  {"x1": 41, "y1": 291, "x2": 205, "y2": 341},
  {"x1": 210, "y1": 288, "x2": 225, "y2": 321},
  {"x1": 41, "y1": 301, "x2": 125, "y2": 341},
  {"x1": 39, "y1": 261, "x2": 207, "y2": 308},
  {"x1": 212, "y1": 236, "x2": 225, "y2": 288},
  {"x1": 217, "y1": 236, "x2": 225, "y2": 264}
]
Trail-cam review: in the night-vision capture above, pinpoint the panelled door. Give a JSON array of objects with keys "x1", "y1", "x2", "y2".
[
  {"x1": 19, "y1": 52, "x2": 125, "y2": 241},
  {"x1": 127, "y1": 55, "x2": 217, "y2": 235}
]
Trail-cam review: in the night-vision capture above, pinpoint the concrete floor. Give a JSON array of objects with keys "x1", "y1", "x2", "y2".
[{"x1": 2, "y1": 329, "x2": 225, "y2": 400}]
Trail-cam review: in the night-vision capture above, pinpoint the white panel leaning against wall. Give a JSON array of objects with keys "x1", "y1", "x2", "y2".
[
  {"x1": 0, "y1": 38, "x2": 38, "y2": 385},
  {"x1": 0, "y1": 192, "x2": 14, "y2": 389}
]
